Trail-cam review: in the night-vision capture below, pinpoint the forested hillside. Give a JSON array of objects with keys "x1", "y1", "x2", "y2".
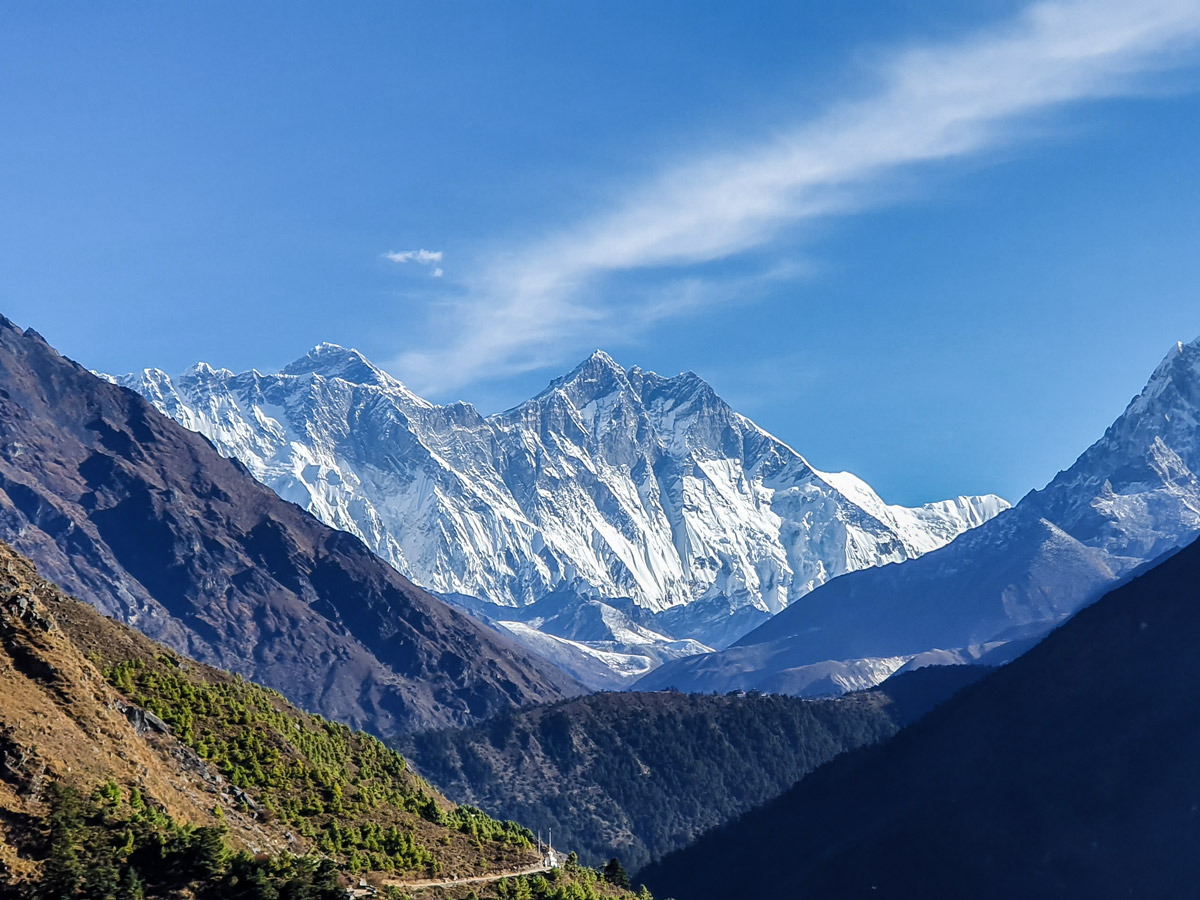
[
  {"x1": 0, "y1": 540, "x2": 644, "y2": 900},
  {"x1": 405, "y1": 689, "x2": 901, "y2": 871}
]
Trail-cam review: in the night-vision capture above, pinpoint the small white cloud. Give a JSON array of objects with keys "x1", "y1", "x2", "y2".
[
  {"x1": 431, "y1": 267, "x2": 444, "y2": 278},
  {"x1": 385, "y1": 249, "x2": 443, "y2": 265}
]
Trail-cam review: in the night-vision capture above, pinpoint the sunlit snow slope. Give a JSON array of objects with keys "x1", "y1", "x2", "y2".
[{"x1": 119, "y1": 347, "x2": 1006, "y2": 687}]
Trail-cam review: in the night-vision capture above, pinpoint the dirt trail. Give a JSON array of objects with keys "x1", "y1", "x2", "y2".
[{"x1": 370, "y1": 863, "x2": 552, "y2": 893}]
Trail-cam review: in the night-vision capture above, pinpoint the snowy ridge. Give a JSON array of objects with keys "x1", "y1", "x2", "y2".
[
  {"x1": 118, "y1": 346, "x2": 1007, "y2": 686},
  {"x1": 640, "y1": 336, "x2": 1200, "y2": 696}
]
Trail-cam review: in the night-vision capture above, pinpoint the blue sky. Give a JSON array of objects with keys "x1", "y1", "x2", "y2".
[{"x1": 3, "y1": 1, "x2": 1200, "y2": 506}]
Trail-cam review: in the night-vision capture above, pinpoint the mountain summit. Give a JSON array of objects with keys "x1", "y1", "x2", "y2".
[{"x1": 119, "y1": 346, "x2": 1007, "y2": 686}]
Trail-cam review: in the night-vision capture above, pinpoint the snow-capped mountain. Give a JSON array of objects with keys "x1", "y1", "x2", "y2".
[
  {"x1": 118, "y1": 346, "x2": 1007, "y2": 687},
  {"x1": 638, "y1": 336, "x2": 1200, "y2": 696},
  {"x1": 1025, "y1": 339, "x2": 1200, "y2": 562}
]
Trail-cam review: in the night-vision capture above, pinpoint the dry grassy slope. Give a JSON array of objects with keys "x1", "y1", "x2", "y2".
[
  {"x1": 0, "y1": 540, "x2": 549, "y2": 891},
  {"x1": 0, "y1": 541, "x2": 286, "y2": 881}
]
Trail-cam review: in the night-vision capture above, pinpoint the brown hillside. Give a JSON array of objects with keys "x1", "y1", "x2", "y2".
[
  {"x1": 0, "y1": 540, "x2": 564, "y2": 892},
  {"x1": 0, "y1": 540, "x2": 286, "y2": 882},
  {"x1": 0, "y1": 545, "x2": 648, "y2": 900},
  {"x1": 0, "y1": 315, "x2": 579, "y2": 739}
]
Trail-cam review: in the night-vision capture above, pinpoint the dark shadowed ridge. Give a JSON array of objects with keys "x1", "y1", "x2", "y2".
[
  {"x1": 640, "y1": 535, "x2": 1200, "y2": 900},
  {"x1": 403, "y1": 690, "x2": 899, "y2": 872},
  {"x1": 0, "y1": 315, "x2": 581, "y2": 738}
]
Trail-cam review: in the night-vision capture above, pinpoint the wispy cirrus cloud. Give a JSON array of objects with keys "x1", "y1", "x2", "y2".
[{"x1": 396, "y1": 0, "x2": 1200, "y2": 395}]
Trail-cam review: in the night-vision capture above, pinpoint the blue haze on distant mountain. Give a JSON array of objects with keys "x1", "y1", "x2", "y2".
[{"x1": 640, "y1": 336, "x2": 1200, "y2": 695}]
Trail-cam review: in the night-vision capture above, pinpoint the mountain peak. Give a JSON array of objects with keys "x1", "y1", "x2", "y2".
[
  {"x1": 529, "y1": 349, "x2": 630, "y2": 406},
  {"x1": 1151, "y1": 338, "x2": 1186, "y2": 379},
  {"x1": 547, "y1": 353, "x2": 721, "y2": 405},
  {"x1": 662, "y1": 367, "x2": 715, "y2": 397},
  {"x1": 279, "y1": 344, "x2": 433, "y2": 408},
  {"x1": 1154, "y1": 335, "x2": 1200, "y2": 375},
  {"x1": 1126, "y1": 335, "x2": 1200, "y2": 421},
  {"x1": 280, "y1": 342, "x2": 389, "y2": 385},
  {"x1": 574, "y1": 348, "x2": 625, "y2": 377},
  {"x1": 183, "y1": 360, "x2": 235, "y2": 380}
]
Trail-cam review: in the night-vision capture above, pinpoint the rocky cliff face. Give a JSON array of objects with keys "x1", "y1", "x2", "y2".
[
  {"x1": 118, "y1": 346, "x2": 1005, "y2": 685},
  {"x1": 0, "y1": 316, "x2": 579, "y2": 738}
]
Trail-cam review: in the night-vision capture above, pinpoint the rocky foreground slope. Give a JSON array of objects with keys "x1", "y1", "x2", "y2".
[{"x1": 0, "y1": 540, "x2": 552, "y2": 895}]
